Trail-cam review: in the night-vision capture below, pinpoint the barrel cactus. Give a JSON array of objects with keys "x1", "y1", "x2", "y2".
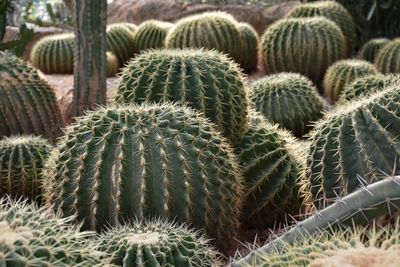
[
  {"x1": 375, "y1": 38, "x2": 400, "y2": 74},
  {"x1": 97, "y1": 220, "x2": 221, "y2": 266},
  {"x1": 323, "y1": 59, "x2": 378, "y2": 103},
  {"x1": 112, "y1": 22, "x2": 137, "y2": 35},
  {"x1": 114, "y1": 49, "x2": 248, "y2": 144},
  {"x1": 106, "y1": 51, "x2": 119, "y2": 77},
  {"x1": 0, "y1": 54, "x2": 63, "y2": 141},
  {"x1": 106, "y1": 24, "x2": 136, "y2": 64},
  {"x1": 0, "y1": 197, "x2": 103, "y2": 266},
  {"x1": 261, "y1": 17, "x2": 346, "y2": 84},
  {"x1": 133, "y1": 20, "x2": 173, "y2": 54},
  {"x1": 30, "y1": 33, "x2": 75, "y2": 74},
  {"x1": 249, "y1": 73, "x2": 327, "y2": 137},
  {"x1": 166, "y1": 11, "x2": 242, "y2": 64},
  {"x1": 338, "y1": 74, "x2": 400, "y2": 104},
  {"x1": 360, "y1": 38, "x2": 390, "y2": 63},
  {"x1": 237, "y1": 22, "x2": 259, "y2": 73},
  {"x1": 44, "y1": 103, "x2": 243, "y2": 252}
]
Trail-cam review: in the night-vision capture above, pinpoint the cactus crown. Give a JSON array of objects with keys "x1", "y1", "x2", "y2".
[
  {"x1": 133, "y1": 20, "x2": 174, "y2": 53},
  {"x1": 375, "y1": 38, "x2": 400, "y2": 74},
  {"x1": 111, "y1": 22, "x2": 137, "y2": 34}
]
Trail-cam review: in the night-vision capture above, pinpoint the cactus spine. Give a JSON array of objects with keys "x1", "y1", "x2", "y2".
[
  {"x1": 375, "y1": 38, "x2": 400, "y2": 74},
  {"x1": 360, "y1": 38, "x2": 390, "y2": 63},
  {"x1": 237, "y1": 22, "x2": 259, "y2": 73},
  {"x1": 106, "y1": 24, "x2": 136, "y2": 65},
  {"x1": 133, "y1": 20, "x2": 173, "y2": 54}
]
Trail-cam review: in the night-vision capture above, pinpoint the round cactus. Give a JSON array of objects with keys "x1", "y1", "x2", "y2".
[
  {"x1": 106, "y1": 24, "x2": 136, "y2": 64},
  {"x1": 44, "y1": 103, "x2": 243, "y2": 252},
  {"x1": 306, "y1": 87, "x2": 400, "y2": 207},
  {"x1": 261, "y1": 17, "x2": 346, "y2": 84},
  {"x1": 166, "y1": 11, "x2": 242, "y2": 64},
  {"x1": 323, "y1": 59, "x2": 378, "y2": 103},
  {"x1": 338, "y1": 74, "x2": 400, "y2": 104},
  {"x1": 133, "y1": 20, "x2": 174, "y2": 54},
  {"x1": 360, "y1": 38, "x2": 390, "y2": 63},
  {"x1": 0, "y1": 54, "x2": 64, "y2": 141},
  {"x1": 114, "y1": 49, "x2": 248, "y2": 144},
  {"x1": 237, "y1": 22, "x2": 259, "y2": 73},
  {"x1": 30, "y1": 33, "x2": 75, "y2": 74},
  {"x1": 112, "y1": 22, "x2": 137, "y2": 35},
  {"x1": 97, "y1": 220, "x2": 221, "y2": 266},
  {"x1": 375, "y1": 38, "x2": 400, "y2": 74},
  {"x1": 0, "y1": 136, "x2": 52, "y2": 201},
  {"x1": 106, "y1": 51, "x2": 119, "y2": 77},
  {"x1": 0, "y1": 197, "x2": 103, "y2": 266},
  {"x1": 249, "y1": 73, "x2": 327, "y2": 137},
  {"x1": 286, "y1": 1, "x2": 356, "y2": 52}
]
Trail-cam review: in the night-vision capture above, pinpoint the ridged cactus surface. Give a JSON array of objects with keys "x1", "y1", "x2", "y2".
[
  {"x1": 249, "y1": 73, "x2": 326, "y2": 137},
  {"x1": 237, "y1": 22, "x2": 259, "y2": 73},
  {"x1": 106, "y1": 51, "x2": 119, "y2": 77},
  {"x1": 0, "y1": 136, "x2": 52, "y2": 200},
  {"x1": 166, "y1": 12, "x2": 242, "y2": 64},
  {"x1": 360, "y1": 38, "x2": 390, "y2": 63},
  {"x1": 261, "y1": 17, "x2": 346, "y2": 84},
  {"x1": 0, "y1": 54, "x2": 63, "y2": 141},
  {"x1": 375, "y1": 38, "x2": 400, "y2": 74},
  {"x1": 44, "y1": 103, "x2": 243, "y2": 252},
  {"x1": 323, "y1": 59, "x2": 378, "y2": 102},
  {"x1": 114, "y1": 49, "x2": 248, "y2": 144},
  {"x1": 30, "y1": 33, "x2": 75, "y2": 74},
  {"x1": 133, "y1": 20, "x2": 173, "y2": 54},
  {"x1": 112, "y1": 22, "x2": 137, "y2": 35},
  {"x1": 98, "y1": 220, "x2": 221, "y2": 267},
  {"x1": 106, "y1": 24, "x2": 136, "y2": 64}
]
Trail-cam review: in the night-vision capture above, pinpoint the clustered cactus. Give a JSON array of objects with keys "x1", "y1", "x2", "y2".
[
  {"x1": 237, "y1": 22, "x2": 259, "y2": 73},
  {"x1": 375, "y1": 38, "x2": 400, "y2": 74},
  {"x1": 360, "y1": 38, "x2": 390, "y2": 63},
  {"x1": 133, "y1": 20, "x2": 174, "y2": 54},
  {"x1": 106, "y1": 24, "x2": 136, "y2": 64}
]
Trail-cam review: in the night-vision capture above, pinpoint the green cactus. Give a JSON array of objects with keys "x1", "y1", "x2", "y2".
[
  {"x1": 133, "y1": 20, "x2": 173, "y2": 54},
  {"x1": 106, "y1": 24, "x2": 136, "y2": 65},
  {"x1": 0, "y1": 54, "x2": 64, "y2": 141},
  {"x1": 166, "y1": 11, "x2": 242, "y2": 64},
  {"x1": 338, "y1": 74, "x2": 400, "y2": 104},
  {"x1": 114, "y1": 49, "x2": 248, "y2": 144},
  {"x1": 286, "y1": 1, "x2": 356, "y2": 52},
  {"x1": 323, "y1": 59, "x2": 378, "y2": 103},
  {"x1": 0, "y1": 136, "x2": 52, "y2": 200},
  {"x1": 106, "y1": 51, "x2": 119, "y2": 77},
  {"x1": 360, "y1": 38, "x2": 390, "y2": 63},
  {"x1": 97, "y1": 220, "x2": 221, "y2": 267},
  {"x1": 232, "y1": 176, "x2": 400, "y2": 266},
  {"x1": 375, "y1": 38, "x2": 400, "y2": 74},
  {"x1": 0, "y1": 197, "x2": 104, "y2": 266},
  {"x1": 237, "y1": 22, "x2": 259, "y2": 73},
  {"x1": 112, "y1": 22, "x2": 137, "y2": 35},
  {"x1": 306, "y1": 87, "x2": 400, "y2": 207},
  {"x1": 249, "y1": 73, "x2": 327, "y2": 137},
  {"x1": 261, "y1": 17, "x2": 346, "y2": 85},
  {"x1": 30, "y1": 33, "x2": 75, "y2": 74},
  {"x1": 44, "y1": 103, "x2": 243, "y2": 253}
]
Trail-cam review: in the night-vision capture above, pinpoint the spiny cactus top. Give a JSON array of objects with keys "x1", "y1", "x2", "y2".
[
  {"x1": 30, "y1": 33, "x2": 75, "y2": 74},
  {"x1": 133, "y1": 20, "x2": 174, "y2": 54},
  {"x1": 249, "y1": 73, "x2": 327, "y2": 137},
  {"x1": 115, "y1": 49, "x2": 248, "y2": 144},
  {"x1": 106, "y1": 24, "x2": 136, "y2": 64},
  {"x1": 375, "y1": 38, "x2": 400, "y2": 74},
  {"x1": 0, "y1": 135, "x2": 52, "y2": 200},
  {"x1": 0, "y1": 197, "x2": 103, "y2": 266},
  {"x1": 44, "y1": 103, "x2": 243, "y2": 252},
  {"x1": 111, "y1": 22, "x2": 138, "y2": 34},
  {"x1": 0, "y1": 54, "x2": 63, "y2": 141},
  {"x1": 286, "y1": 1, "x2": 356, "y2": 52},
  {"x1": 261, "y1": 17, "x2": 346, "y2": 85},
  {"x1": 323, "y1": 59, "x2": 378, "y2": 103},
  {"x1": 97, "y1": 220, "x2": 221, "y2": 267},
  {"x1": 237, "y1": 22, "x2": 259, "y2": 73},
  {"x1": 166, "y1": 11, "x2": 242, "y2": 64},
  {"x1": 360, "y1": 38, "x2": 390, "y2": 63}
]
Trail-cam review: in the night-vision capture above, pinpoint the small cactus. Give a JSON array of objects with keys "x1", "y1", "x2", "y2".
[
  {"x1": 106, "y1": 24, "x2": 136, "y2": 64},
  {"x1": 360, "y1": 38, "x2": 390, "y2": 63},
  {"x1": 375, "y1": 38, "x2": 400, "y2": 74},
  {"x1": 237, "y1": 22, "x2": 259, "y2": 73},
  {"x1": 260, "y1": 17, "x2": 346, "y2": 84},
  {"x1": 106, "y1": 51, "x2": 119, "y2": 77},
  {"x1": 133, "y1": 20, "x2": 174, "y2": 54},
  {"x1": 97, "y1": 220, "x2": 221, "y2": 267},
  {"x1": 249, "y1": 73, "x2": 327, "y2": 137},
  {"x1": 323, "y1": 59, "x2": 378, "y2": 103},
  {"x1": 114, "y1": 49, "x2": 248, "y2": 144}
]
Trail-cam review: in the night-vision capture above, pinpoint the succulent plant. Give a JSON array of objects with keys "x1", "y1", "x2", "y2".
[
  {"x1": 114, "y1": 49, "x2": 248, "y2": 144},
  {"x1": 375, "y1": 38, "x2": 400, "y2": 74},
  {"x1": 133, "y1": 20, "x2": 174, "y2": 54},
  {"x1": 30, "y1": 33, "x2": 75, "y2": 74},
  {"x1": 360, "y1": 38, "x2": 390, "y2": 63},
  {"x1": 0, "y1": 135, "x2": 52, "y2": 200},
  {"x1": 44, "y1": 103, "x2": 243, "y2": 252},
  {"x1": 166, "y1": 11, "x2": 242, "y2": 64},
  {"x1": 106, "y1": 24, "x2": 136, "y2": 64},
  {"x1": 323, "y1": 59, "x2": 378, "y2": 103},
  {"x1": 260, "y1": 17, "x2": 346, "y2": 85},
  {"x1": 237, "y1": 22, "x2": 259, "y2": 73},
  {"x1": 249, "y1": 73, "x2": 327, "y2": 137},
  {"x1": 97, "y1": 220, "x2": 221, "y2": 267},
  {"x1": 106, "y1": 51, "x2": 119, "y2": 77},
  {"x1": 0, "y1": 54, "x2": 64, "y2": 141},
  {"x1": 338, "y1": 74, "x2": 400, "y2": 104},
  {"x1": 0, "y1": 197, "x2": 104, "y2": 266},
  {"x1": 286, "y1": 1, "x2": 356, "y2": 52},
  {"x1": 112, "y1": 22, "x2": 137, "y2": 35}
]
